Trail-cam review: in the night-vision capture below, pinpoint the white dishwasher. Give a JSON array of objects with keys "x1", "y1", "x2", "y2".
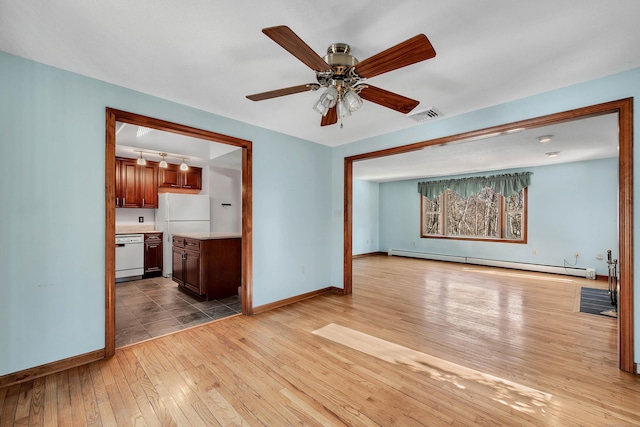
[{"x1": 115, "y1": 234, "x2": 145, "y2": 280}]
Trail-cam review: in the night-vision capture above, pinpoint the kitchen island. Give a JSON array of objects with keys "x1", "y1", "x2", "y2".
[{"x1": 171, "y1": 232, "x2": 241, "y2": 301}]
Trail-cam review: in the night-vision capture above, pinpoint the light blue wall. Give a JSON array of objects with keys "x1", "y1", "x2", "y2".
[
  {"x1": 2, "y1": 47, "x2": 639, "y2": 375},
  {"x1": 352, "y1": 179, "x2": 380, "y2": 255},
  {"x1": 331, "y1": 67, "x2": 640, "y2": 364},
  {"x1": 0, "y1": 52, "x2": 332, "y2": 376},
  {"x1": 377, "y1": 159, "x2": 617, "y2": 275}
]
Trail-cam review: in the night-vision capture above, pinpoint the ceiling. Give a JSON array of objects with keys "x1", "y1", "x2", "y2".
[
  {"x1": 115, "y1": 122, "x2": 242, "y2": 170},
  {"x1": 1, "y1": 1, "x2": 639, "y2": 148},
  {"x1": 353, "y1": 113, "x2": 619, "y2": 181}
]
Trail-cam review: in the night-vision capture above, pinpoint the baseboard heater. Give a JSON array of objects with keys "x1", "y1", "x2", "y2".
[{"x1": 387, "y1": 249, "x2": 592, "y2": 278}]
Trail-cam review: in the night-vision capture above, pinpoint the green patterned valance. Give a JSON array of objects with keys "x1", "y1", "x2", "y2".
[{"x1": 418, "y1": 172, "x2": 532, "y2": 200}]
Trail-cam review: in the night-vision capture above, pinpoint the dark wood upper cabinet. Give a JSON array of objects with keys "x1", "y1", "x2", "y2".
[
  {"x1": 158, "y1": 163, "x2": 181, "y2": 188},
  {"x1": 138, "y1": 163, "x2": 158, "y2": 208},
  {"x1": 158, "y1": 163, "x2": 202, "y2": 191},
  {"x1": 116, "y1": 158, "x2": 141, "y2": 208},
  {"x1": 115, "y1": 157, "x2": 158, "y2": 208},
  {"x1": 116, "y1": 158, "x2": 202, "y2": 208},
  {"x1": 182, "y1": 167, "x2": 202, "y2": 190}
]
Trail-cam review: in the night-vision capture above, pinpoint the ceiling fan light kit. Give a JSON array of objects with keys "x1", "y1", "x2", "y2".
[{"x1": 247, "y1": 26, "x2": 436, "y2": 128}]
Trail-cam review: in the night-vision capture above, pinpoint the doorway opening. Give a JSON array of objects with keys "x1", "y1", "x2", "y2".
[
  {"x1": 105, "y1": 108, "x2": 253, "y2": 357},
  {"x1": 343, "y1": 99, "x2": 634, "y2": 373}
]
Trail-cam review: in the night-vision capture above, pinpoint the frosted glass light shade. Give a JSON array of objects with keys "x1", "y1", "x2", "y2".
[{"x1": 344, "y1": 89, "x2": 363, "y2": 112}]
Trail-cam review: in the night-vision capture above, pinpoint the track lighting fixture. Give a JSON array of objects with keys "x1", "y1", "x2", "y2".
[{"x1": 133, "y1": 150, "x2": 189, "y2": 170}]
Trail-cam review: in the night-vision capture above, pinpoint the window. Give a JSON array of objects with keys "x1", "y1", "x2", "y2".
[
  {"x1": 419, "y1": 173, "x2": 530, "y2": 243},
  {"x1": 421, "y1": 187, "x2": 526, "y2": 241}
]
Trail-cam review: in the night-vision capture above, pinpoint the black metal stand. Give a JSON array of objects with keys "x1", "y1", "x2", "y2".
[{"x1": 603, "y1": 249, "x2": 618, "y2": 318}]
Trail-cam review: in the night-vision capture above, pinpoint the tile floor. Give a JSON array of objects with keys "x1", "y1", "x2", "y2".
[{"x1": 115, "y1": 276, "x2": 241, "y2": 348}]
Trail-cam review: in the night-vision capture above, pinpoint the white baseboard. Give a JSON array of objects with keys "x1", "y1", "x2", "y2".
[{"x1": 387, "y1": 249, "x2": 592, "y2": 278}]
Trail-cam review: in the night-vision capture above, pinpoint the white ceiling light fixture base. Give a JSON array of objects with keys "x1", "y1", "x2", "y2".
[{"x1": 538, "y1": 135, "x2": 554, "y2": 144}]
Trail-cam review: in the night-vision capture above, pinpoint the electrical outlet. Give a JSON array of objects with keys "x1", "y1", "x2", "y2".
[
  {"x1": 574, "y1": 251, "x2": 580, "y2": 258},
  {"x1": 139, "y1": 216, "x2": 144, "y2": 223},
  {"x1": 532, "y1": 249, "x2": 538, "y2": 255},
  {"x1": 596, "y1": 253, "x2": 604, "y2": 260}
]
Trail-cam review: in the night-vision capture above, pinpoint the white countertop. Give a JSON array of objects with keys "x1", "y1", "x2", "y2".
[
  {"x1": 173, "y1": 232, "x2": 242, "y2": 240},
  {"x1": 116, "y1": 225, "x2": 162, "y2": 235}
]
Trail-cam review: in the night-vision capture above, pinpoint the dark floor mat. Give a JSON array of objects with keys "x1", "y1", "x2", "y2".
[{"x1": 580, "y1": 287, "x2": 616, "y2": 317}]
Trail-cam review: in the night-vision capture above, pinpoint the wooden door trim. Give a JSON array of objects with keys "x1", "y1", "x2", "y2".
[
  {"x1": 344, "y1": 98, "x2": 635, "y2": 373},
  {"x1": 105, "y1": 108, "x2": 253, "y2": 357}
]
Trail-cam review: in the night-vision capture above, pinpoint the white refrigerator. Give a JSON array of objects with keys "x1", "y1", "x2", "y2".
[{"x1": 157, "y1": 193, "x2": 211, "y2": 277}]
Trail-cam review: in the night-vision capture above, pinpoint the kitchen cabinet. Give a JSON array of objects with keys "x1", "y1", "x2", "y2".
[
  {"x1": 172, "y1": 237, "x2": 201, "y2": 294},
  {"x1": 138, "y1": 163, "x2": 158, "y2": 208},
  {"x1": 143, "y1": 232, "x2": 163, "y2": 278},
  {"x1": 171, "y1": 234, "x2": 241, "y2": 300},
  {"x1": 115, "y1": 157, "x2": 158, "y2": 208},
  {"x1": 158, "y1": 163, "x2": 202, "y2": 191},
  {"x1": 116, "y1": 159, "x2": 139, "y2": 208},
  {"x1": 182, "y1": 166, "x2": 202, "y2": 190},
  {"x1": 172, "y1": 245, "x2": 185, "y2": 285}
]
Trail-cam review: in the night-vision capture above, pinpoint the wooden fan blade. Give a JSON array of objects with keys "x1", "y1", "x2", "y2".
[
  {"x1": 246, "y1": 84, "x2": 319, "y2": 101},
  {"x1": 358, "y1": 85, "x2": 420, "y2": 114},
  {"x1": 353, "y1": 34, "x2": 436, "y2": 79},
  {"x1": 321, "y1": 105, "x2": 338, "y2": 126},
  {"x1": 263, "y1": 26, "x2": 332, "y2": 72}
]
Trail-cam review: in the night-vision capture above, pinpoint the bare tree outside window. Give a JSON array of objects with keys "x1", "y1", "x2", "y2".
[
  {"x1": 421, "y1": 196, "x2": 441, "y2": 234},
  {"x1": 504, "y1": 190, "x2": 524, "y2": 239},
  {"x1": 421, "y1": 187, "x2": 526, "y2": 242}
]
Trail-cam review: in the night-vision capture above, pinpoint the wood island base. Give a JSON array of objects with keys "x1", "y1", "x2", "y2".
[{"x1": 171, "y1": 232, "x2": 242, "y2": 301}]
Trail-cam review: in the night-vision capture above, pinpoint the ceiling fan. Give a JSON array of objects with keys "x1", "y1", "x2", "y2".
[{"x1": 246, "y1": 26, "x2": 436, "y2": 127}]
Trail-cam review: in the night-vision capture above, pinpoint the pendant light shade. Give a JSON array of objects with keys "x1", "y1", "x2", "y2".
[
  {"x1": 180, "y1": 159, "x2": 189, "y2": 171},
  {"x1": 159, "y1": 153, "x2": 168, "y2": 168},
  {"x1": 136, "y1": 152, "x2": 146, "y2": 166}
]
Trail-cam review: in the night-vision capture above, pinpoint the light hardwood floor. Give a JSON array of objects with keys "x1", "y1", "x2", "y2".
[{"x1": 2, "y1": 255, "x2": 638, "y2": 426}]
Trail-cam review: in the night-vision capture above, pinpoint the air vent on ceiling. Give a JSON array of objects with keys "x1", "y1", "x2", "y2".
[{"x1": 408, "y1": 107, "x2": 443, "y2": 122}]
